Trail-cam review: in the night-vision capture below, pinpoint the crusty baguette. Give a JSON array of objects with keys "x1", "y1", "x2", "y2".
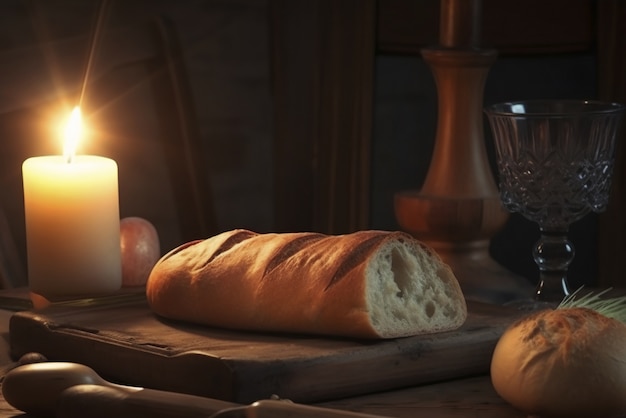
[{"x1": 146, "y1": 229, "x2": 467, "y2": 339}]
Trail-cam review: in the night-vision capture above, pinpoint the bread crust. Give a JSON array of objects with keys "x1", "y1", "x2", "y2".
[
  {"x1": 490, "y1": 307, "x2": 626, "y2": 418},
  {"x1": 146, "y1": 229, "x2": 466, "y2": 339}
]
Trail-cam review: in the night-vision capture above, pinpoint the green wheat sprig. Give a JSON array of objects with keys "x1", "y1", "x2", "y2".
[{"x1": 558, "y1": 287, "x2": 626, "y2": 324}]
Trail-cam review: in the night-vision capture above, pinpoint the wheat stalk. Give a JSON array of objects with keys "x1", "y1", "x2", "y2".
[{"x1": 558, "y1": 287, "x2": 626, "y2": 324}]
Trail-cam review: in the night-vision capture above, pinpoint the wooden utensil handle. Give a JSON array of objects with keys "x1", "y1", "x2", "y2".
[
  {"x1": 58, "y1": 385, "x2": 389, "y2": 418},
  {"x1": 239, "y1": 399, "x2": 389, "y2": 418},
  {"x1": 58, "y1": 384, "x2": 237, "y2": 418}
]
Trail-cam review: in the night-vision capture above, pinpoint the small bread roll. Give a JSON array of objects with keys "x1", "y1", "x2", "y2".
[
  {"x1": 490, "y1": 307, "x2": 626, "y2": 418},
  {"x1": 146, "y1": 229, "x2": 467, "y2": 339}
]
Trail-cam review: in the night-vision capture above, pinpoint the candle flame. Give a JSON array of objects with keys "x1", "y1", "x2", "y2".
[{"x1": 63, "y1": 107, "x2": 82, "y2": 163}]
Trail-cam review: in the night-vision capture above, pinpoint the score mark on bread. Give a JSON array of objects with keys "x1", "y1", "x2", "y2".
[{"x1": 146, "y1": 229, "x2": 467, "y2": 339}]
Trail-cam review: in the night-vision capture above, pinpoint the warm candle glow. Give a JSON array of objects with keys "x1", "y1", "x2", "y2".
[
  {"x1": 22, "y1": 104, "x2": 122, "y2": 298},
  {"x1": 63, "y1": 106, "x2": 82, "y2": 163}
]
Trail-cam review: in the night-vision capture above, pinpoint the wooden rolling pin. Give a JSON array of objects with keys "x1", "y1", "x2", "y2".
[{"x1": 2, "y1": 362, "x2": 387, "y2": 418}]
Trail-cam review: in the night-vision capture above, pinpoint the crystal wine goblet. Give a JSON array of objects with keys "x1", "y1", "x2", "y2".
[{"x1": 485, "y1": 100, "x2": 625, "y2": 304}]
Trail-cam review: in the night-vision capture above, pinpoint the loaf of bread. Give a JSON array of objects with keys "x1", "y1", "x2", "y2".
[
  {"x1": 146, "y1": 229, "x2": 467, "y2": 339},
  {"x1": 490, "y1": 307, "x2": 626, "y2": 418}
]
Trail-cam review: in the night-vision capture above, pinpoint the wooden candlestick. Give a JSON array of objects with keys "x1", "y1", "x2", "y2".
[{"x1": 394, "y1": 0, "x2": 532, "y2": 303}]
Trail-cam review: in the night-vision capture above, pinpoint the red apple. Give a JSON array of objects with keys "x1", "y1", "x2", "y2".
[{"x1": 120, "y1": 217, "x2": 160, "y2": 287}]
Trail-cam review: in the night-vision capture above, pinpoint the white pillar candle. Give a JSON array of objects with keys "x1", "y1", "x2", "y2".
[{"x1": 22, "y1": 108, "x2": 122, "y2": 299}]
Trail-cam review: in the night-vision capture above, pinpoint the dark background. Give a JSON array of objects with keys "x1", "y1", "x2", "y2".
[{"x1": 0, "y1": 0, "x2": 615, "y2": 292}]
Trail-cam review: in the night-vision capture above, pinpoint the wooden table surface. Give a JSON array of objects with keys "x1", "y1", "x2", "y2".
[{"x1": 0, "y1": 291, "x2": 526, "y2": 418}]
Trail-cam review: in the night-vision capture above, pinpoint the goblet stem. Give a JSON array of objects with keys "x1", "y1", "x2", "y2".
[{"x1": 532, "y1": 228, "x2": 573, "y2": 303}]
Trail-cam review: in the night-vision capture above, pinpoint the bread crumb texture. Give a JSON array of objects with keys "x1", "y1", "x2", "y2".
[
  {"x1": 365, "y1": 236, "x2": 466, "y2": 338},
  {"x1": 490, "y1": 307, "x2": 626, "y2": 418}
]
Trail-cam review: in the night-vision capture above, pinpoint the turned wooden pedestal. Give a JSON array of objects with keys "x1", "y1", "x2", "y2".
[{"x1": 394, "y1": 0, "x2": 532, "y2": 303}]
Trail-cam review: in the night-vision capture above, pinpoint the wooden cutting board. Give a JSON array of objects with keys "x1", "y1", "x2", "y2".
[{"x1": 8, "y1": 293, "x2": 523, "y2": 404}]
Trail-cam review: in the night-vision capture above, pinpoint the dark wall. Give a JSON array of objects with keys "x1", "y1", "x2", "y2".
[{"x1": 0, "y1": 0, "x2": 605, "y2": 291}]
